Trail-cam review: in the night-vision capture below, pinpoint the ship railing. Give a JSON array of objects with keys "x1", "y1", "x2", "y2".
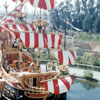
[
  {"x1": 25, "y1": 86, "x2": 48, "y2": 94},
  {"x1": 5, "y1": 47, "x2": 19, "y2": 54},
  {"x1": 21, "y1": 81, "x2": 48, "y2": 94},
  {"x1": 72, "y1": 63, "x2": 100, "y2": 72}
]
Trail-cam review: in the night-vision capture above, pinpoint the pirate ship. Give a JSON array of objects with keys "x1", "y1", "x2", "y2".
[{"x1": 0, "y1": 0, "x2": 76, "y2": 100}]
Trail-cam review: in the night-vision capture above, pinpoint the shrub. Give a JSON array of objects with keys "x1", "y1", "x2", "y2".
[{"x1": 84, "y1": 70, "x2": 93, "y2": 80}]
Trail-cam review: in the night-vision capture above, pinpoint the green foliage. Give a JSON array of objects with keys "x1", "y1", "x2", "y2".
[
  {"x1": 83, "y1": 14, "x2": 93, "y2": 32},
  {"x1": 84, "y1": 70, "x2": 93, "y2": 80},
  {"x1": 92, "y1": 57, "x2": 100, "y2": 66},
  {"x1": 76, "y1": 56, "x2": 91, "y2": 65},
  {"x1": 75, "y1": 33, "x2": 100, "y2": 42},
  {"x1": 94, "y1": 18, "x2": 100, "y2": 33},
  {"x1": 50, "y1": 0, "x2": 100, "y2": 33},
  {"x1": 76, "y1": 53, "x2": 100, "y2": 67}
]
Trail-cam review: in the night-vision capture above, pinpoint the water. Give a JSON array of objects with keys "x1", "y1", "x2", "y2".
[
  {"x1": 67, "y1": 79, "x2": 100, "y2": 100},
  {"x1": 1, "y1": 79, "x2": 100, "y2": 100}
]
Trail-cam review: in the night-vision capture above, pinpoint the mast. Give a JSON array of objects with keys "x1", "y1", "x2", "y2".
[
  {"x1": 35, "y1": 8, "x2": 47, "y2": 72},
  {"x1": 19, "y1": 41, "x2": 23, "y2": 70},
  {"x1": 36, "y1": 9, "x2": 42, "y2": 73},
  {"x1": 36, "y1": 48, "x2": 40, "y2": 72}
]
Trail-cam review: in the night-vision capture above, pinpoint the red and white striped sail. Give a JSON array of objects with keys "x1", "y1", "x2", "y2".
[
  {"x1": 1, "y1": 23, "x2": 36, "y2": 32},
  {"x1": 55, "y1": 50, "x2": 76, "y2": 66},
  {"x1": 0, "y1": 23, "x2": 36, "y2": 39},
  {"x1": 0, "y1": 23, "x2": 62, "y2": 48},
  {"x1": 43, "y1": 75, "x2": 74, "y2": 94},
  {"x1": 15, "y1": 32, "x2": 62, "y2": 49},
  {"x1": 3, "y1": 4, "x2": 23, "y2": 23},
  {"x1": 12, "y1": 0, "x2": 56, "y2": 10}
]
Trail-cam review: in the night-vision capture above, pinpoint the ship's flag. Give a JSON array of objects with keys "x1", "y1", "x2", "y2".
[
  {"x1": 55, "y1": 50, "x2": 76, "y2": 66},
  {"x1": 43, "y1": 75, "x2": 74, "y2": 94},
  {"x1": 12, "y1": 0, "x2": 56, "y2": 10},
  {"x1": 2, "y1": 3, "x2": 23, "y2": 23}
]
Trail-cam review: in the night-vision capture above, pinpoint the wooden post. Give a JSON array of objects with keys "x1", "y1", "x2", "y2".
[
  {"x1": 19, "y1": 42, "x2": 23, "y2": 60},
  {"x1": 0, "y1": 45, "x2": 2, "y2": 66},
  {"x1": 19, "y1": 42, "x2": 23, "y2": 70},
  {"x1": 35, "y1": 8, "x2": 42, "y2": 72},
  {"x1": 36, "y1": 48, "x2": 40, "y2": 72}
]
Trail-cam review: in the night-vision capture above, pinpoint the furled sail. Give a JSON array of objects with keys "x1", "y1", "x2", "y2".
[
  {"x1": 12, "y1": 0, "x2": 56, "y2": 10},
  {"x1": 43, "y1": 75, "x2": 74, "y2": 94},
  {"x1": 55, "y1": 50, "x2": 76, "y2": 66}
]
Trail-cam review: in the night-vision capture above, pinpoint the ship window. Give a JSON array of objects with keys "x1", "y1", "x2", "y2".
[{"x1": 33, "y1": 78, "x2": 37, "y2": 86}]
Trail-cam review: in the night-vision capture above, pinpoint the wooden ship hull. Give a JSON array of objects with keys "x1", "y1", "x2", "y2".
[
  {"x1": 0, "y1": 46, "x2": 66, "y2": 100},
  {"x1": 0, "y1": 1, "x2": 75, "y2": 99}
]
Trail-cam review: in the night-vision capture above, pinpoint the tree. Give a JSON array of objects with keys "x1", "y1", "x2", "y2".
[
  {"x1": 72, "y1": 0, "x2": 83, "y2": 29},
  {"x1": 81, "y1": 0, "x2": 88, "y2": 14},
  {"x1": 96, "y1": 0, "x2": 100, "y2": 18},
  {"x1": 50, "y1": 0, "x2": 100, "y2": 33},
  {"x1": 87, "y1": 0, "x2": 96, "y2": 32},
  {"x1": 50, "y1": 9, "x2": 60, "y2": 30},
  {"x1": 94, "y1": 18, "x2": 100, "y2": 33},
  {"x1": 50, "y1": 0, "x2": 74, "y2": 32},
  {"x1": 83, "y1": 14, "x2": 92, "y2": 32}
]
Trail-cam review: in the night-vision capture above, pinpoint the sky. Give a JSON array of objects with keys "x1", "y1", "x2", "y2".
[{"x1": 0, "y1": 0, "x2": 66, "y2": 13}]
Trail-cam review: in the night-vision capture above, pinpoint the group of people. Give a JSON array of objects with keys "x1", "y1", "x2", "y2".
[{"x1": 47, "y1": 61, "x2": 68, "y2": 72}]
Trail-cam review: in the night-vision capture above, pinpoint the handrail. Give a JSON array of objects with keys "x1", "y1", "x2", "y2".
[{"x1": 73, "y1": 63, "x2": 100, "y2": 71}]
